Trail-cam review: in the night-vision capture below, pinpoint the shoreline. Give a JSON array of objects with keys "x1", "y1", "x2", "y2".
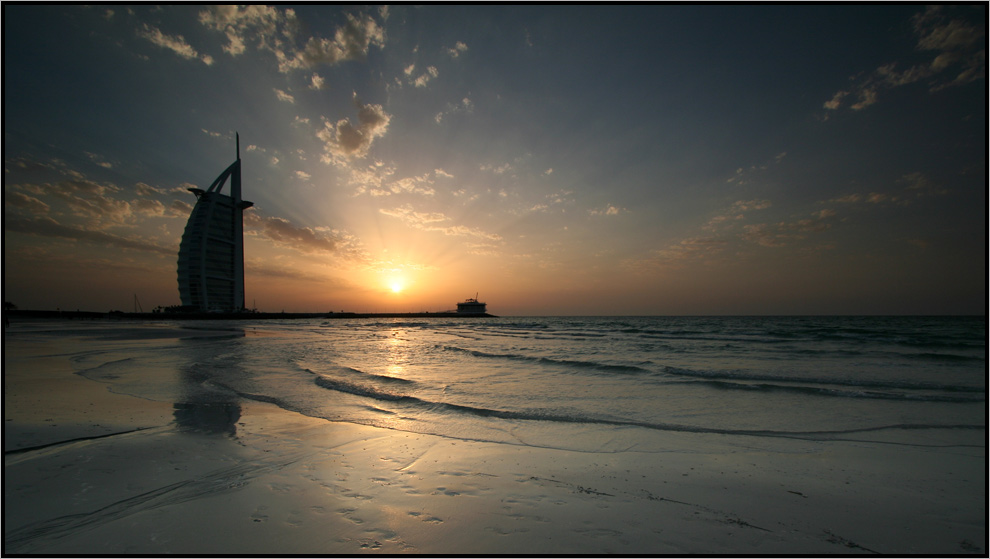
[{"x1": 4, "y1": 323, "x2": 985, "y2": 554}]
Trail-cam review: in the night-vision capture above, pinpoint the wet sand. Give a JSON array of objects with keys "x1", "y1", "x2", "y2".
[{"x1": 4, "y1": 330, "x2": 985, "y2": 555}]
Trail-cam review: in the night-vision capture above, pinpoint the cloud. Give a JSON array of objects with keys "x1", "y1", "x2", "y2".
[
  {"x1": 84, "y1": 151, "x2": 113, "y2": 169},
  {"x1": 4, "y1": 215, "x2": 174, "y2": 255},
  {"x1": 169, "y1": 199, "x2": 194, "y2": 216},
  {"x1": 197, "y1": 6, "x2": 385, "y2": 73},
  {"x1": 726, "y1": 153, "x2": 785, "y2": 185},
  {"x1": 348, "y1": 164, "x2": 446, "y2": 198},
  {"x1": 379, "y1": 205, "x2": 502, "y2": 241},
  {"x1": 829, "y1": 193, "x2": 862, "y2": 204},
  {"x1": 310, "y1": 73, "x2": 325, "y2": 90},
  {"x1": 703, "y1": 199, "x2": 772, "y2": 231},
  {"x1": 4, "y1": 191, "x2": 51, "y2": 215},
  {"x1": 244, "y1": 213, "x2": 341, "y2": 254},
  {"x1": 412, "y1": 66, "x2": 439, "y2": 88},
  {"x1": 6, "y1": 169, "x2": 201, "y2": 229},
  {"x1": 731, "y1": 199, "x2": 772, "y2": 212},
  {"x1": 480, "y1": 162, "x2": 513, "y2": 175},
  {"x1": 317, "y1": 96, "x2": 392, "y2": 164},
  {"x1": 387, "y1": 174, "x2": 436, "y2": 196},
  {"x1": 137, "y1": 23, "x2": 214, "y2": 65},
  {"x1": 741, "y1": 210, "x2": 835, "y2": 248},
  {"x1": 135, "y1": 182, "x2": 169, "y2": 196},
  {"x1": 897, "y1": 171, "x2": 949, "y2": 197},
  {"x1": 632, "y1": 236, "x2": 729, "y2": 270},
  {"x1": 589, "y1": 204, "x2": 625, "y2": 217},
  {"x1": 21, "y1": 178, "x2": 133, "y2": 226},
  {"x1": 823, "y1": 6, "x2": 984, "y2": 111},
  {"x1": 825, "y1": 172, "x2": 946, "y2": 209},
  {"x1": 823, "y1": 90, "x2": 849, "y2": 110},
  {"x1": 434, "y1": 97, "x2": 474, "y2": 123},
  {"x1": 446, "y1": 41, "x2": 468, "y2": 58},
  {"x1": 198, "y1": 4, "x2": 293, "y2": 56},
  {"x1": 274, "y1": 88, "x2": 295, "y2": 103},
  {"x1": 276, "y1": 12, "x2": 385, "y2": 73},
  {"x1": 131, "y1": 198, "x2": 168, "y2": 217}
]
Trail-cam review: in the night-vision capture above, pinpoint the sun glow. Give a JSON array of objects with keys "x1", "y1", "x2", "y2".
[{"x1": 390, "y1": 280, "x2": 404, "y2": 294}]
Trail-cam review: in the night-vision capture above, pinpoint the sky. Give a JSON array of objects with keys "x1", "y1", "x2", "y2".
[{"x1": 3, "y1": 4, "x2": 986, "y2": 316}]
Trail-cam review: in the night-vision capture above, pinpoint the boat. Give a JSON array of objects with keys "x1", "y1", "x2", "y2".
[{"x1": 456, "y1": 294, "x2": 487, "y2": 315}]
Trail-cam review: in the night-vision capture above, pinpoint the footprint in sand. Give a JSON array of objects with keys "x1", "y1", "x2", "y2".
[
  {"x1": 407, "y1": 511, "x2": 443, "y2": 524},
  {"x1": 286, "y1": 511, "x2": 304, "y2": 527},
  {"x1": 337, "y1": 507, "x2": 364, "y2": 524},
  {"x1": 250, "y1": 507, "x2": 269, "y2": 523}
]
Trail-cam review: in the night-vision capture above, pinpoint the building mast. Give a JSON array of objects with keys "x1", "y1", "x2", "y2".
[{"x1": 232, "y1": 132, "x2": 248, "y2": 311}]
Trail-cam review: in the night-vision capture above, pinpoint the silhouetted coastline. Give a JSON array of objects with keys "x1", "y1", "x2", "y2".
[{"x1": 4, "y1": 309, "x2": 495, "y2": 321}]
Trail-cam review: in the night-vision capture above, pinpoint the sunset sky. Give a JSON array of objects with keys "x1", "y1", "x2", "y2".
[{"x1": 4, "y1": 4, "x2": 985, "y2": 315}]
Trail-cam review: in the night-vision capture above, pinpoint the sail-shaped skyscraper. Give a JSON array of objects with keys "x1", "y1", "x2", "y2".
[{"x1": 177, "y1": 135, "x2": 253, "y2": 312}]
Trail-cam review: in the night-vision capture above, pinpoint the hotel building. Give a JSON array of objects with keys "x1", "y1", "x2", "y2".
[{"x1": 176, "y1": 135, "x2": 253, "y2": 312}]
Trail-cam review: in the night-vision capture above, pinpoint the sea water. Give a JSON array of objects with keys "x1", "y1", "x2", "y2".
[{"x1": 34, "y1": 315, "x2": 983, "y2": 454}]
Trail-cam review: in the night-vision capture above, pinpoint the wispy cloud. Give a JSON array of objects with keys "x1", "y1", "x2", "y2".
[
  {"x1": 589, "y1": 204, "x2": 626, "y2": 217},
  {"x1": 825, "y1": 171, "x2": 947, "y2": 208},
  {"x1": 726, "y1": 153, "x2": 786, "y2": 185},
  {"x1": 480, "y1": 162, "x2": 513, "y2": 175},
  {"x1": 274, "y1": 88, "x2": 295, "y2": 103},
  {"x1": 703, "y1": 199, "x2": 772, "y2": 231},
  {"x1": 4, "y1": 191, "x2": 51, "y2": 215},
  {"x1": 243, "y1": 212, "x2": 368, "y2": 261},
  {"x1": 84, "y1": 152, "x2": 113, "y2": 169},
  {"x1": 5, "y1": 215, "x2": 175, "y2": 255},
  {"x1": 823, "y1": 6, "x2": 984, "y2": 112},
  {"x1": 137, "y1": 23, "x2": 214, "y2": 65},
  {"x1": 434, "y1": 97, "x2": 474, "y2": 123},
  {"x1": 628, "y1": 236, "x2": 729, "y2": 271},
  {"x1": 740, "y1": 210, "x2": 836, "y2": 248},
  {"x1": 380, "y1": 205, "x2": 502, "y2": 241}
]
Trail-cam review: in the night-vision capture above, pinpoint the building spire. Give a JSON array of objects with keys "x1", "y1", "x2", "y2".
[{"x1": 236, "y1": 132, "x2": 240, "y2": 161}]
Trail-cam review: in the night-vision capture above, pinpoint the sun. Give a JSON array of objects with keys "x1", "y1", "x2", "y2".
[{"x1": 390, "y1": 280, "x2": 404, "y2": 294}]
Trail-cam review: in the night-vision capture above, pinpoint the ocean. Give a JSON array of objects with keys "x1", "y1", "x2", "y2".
[{"x1": 51, "y1": 315, "x2": 986, "y2": 453}]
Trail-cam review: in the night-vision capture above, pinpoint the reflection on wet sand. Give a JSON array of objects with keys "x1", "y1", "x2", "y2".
[
  {"x1": 173, "y1": 327, "x2": 244, "y2": 436},
  {"x1": 173, "y1": 402, "x2": 241, "y2": 435}
]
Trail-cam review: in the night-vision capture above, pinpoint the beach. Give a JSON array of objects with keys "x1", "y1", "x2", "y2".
[{"x1": 4, "y1": 318, "x2": 985, "y2": 555}]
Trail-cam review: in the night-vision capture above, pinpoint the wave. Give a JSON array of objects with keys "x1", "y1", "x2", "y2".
[
  {"x1": 309, "y1": 373, "x2": 984, "y2": 441},
  {"x1": 314, "y1": 376, "x2": 410, "y2": 401},
  {"x1": 694, "y1": 379, "x2": 985, "y2": 403},
  {"x1": 441, "y1": 345, "x2": 651, "y2": 374},
  {"x1": 301, "y1": 365, "x2": 415, "y2": 385},
  {"x1": 912, "y1": 352, "x2": 985, "y2": 363},
  {"x1": 660, "y1": 366, "x2": 984, "y2": 394}
]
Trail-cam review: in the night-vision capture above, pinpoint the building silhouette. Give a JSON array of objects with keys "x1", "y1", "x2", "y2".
[{"x1": 177, "y1": 135, "x2": 253, "y2": 312}]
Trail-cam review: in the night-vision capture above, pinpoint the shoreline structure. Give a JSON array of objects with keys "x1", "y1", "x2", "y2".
[{"x1": 4, "y1": 309, "x2": 496, "y2": 321}]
